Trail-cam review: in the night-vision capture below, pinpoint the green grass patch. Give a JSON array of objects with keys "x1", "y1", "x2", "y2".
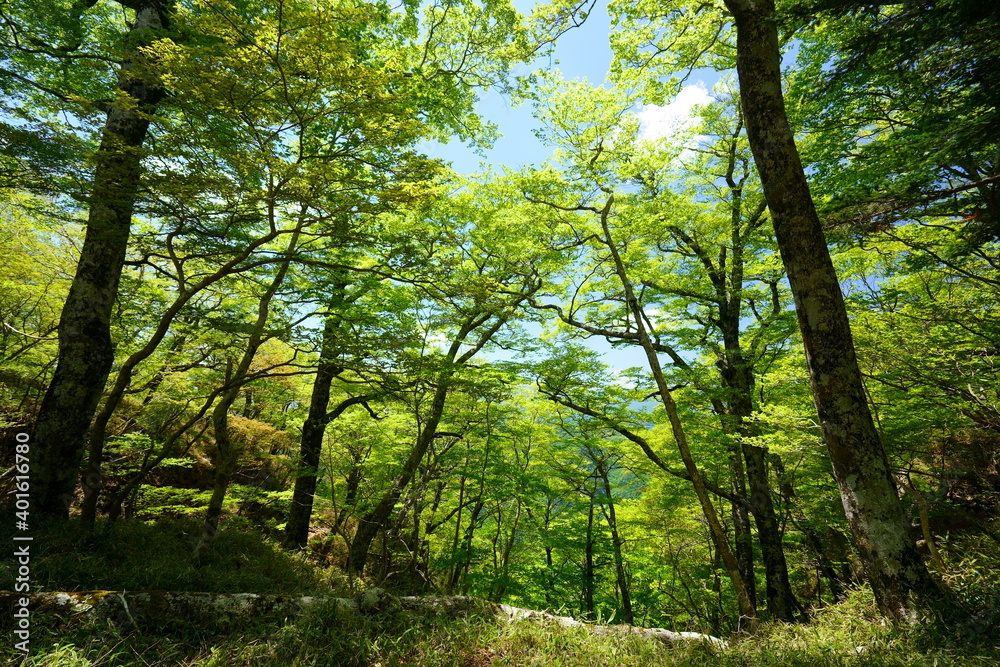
[
  {"x1": 0, "y1": 517, "x2": 326, "y2": 595},
  {"x1": 4, "y1": 589, "x2": 998, "y2": 666}
]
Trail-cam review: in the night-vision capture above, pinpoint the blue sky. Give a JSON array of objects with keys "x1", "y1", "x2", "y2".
[
  {"x1": 421, "y1": 0, "x2": 616, "y2": 173},
  {"x1": 423, "y1": 1, "x2": 721, "y2": 372},
  {"x1": 423, "y1": 0, "x2": 725, "y2": 175}
]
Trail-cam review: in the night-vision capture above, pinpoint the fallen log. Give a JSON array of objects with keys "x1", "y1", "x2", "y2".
[{"x1": 0, "y1": 589, "x2": 725, "y2": 646}]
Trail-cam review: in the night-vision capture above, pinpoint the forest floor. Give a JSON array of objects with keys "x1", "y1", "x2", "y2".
[{"x1": 2, "y1": 518, "x2": 999, "y2": 666}]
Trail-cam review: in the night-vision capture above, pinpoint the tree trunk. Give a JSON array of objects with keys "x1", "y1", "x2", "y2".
[
  {"x1": 81, "y1": 224, "x2": 288, "y2": 526},
  {"x1": 772, "y1": 452, "x2": 849, "y2": 602},
  {"x1": 192, "y1": 227, "x2": 299, "y2": 560},
  {"x1": 347, "y1": 303, "x2": 522, "y2": 574},
  {"x1": 452, "y1": 497, "x2": 485, "y2": 592},
  {"x1": 582, "y1": 495, "x2": 596, "y2": 620},
  {"x1": 741, "y1": 442, "x2": 797, "y2": 620},
  {"x1": 726, "y1": 440, "x2": 756, "y2": 610},
  {"x1": 31, "y1": 1, "x2": 170, "y2": 520},
  {"x1": 723, "y1": 0, "x2": 941, "y2": 620},
  {"x1": 283, "y1": 308, "x2": 345, "y2": 549},
  {"x1": 490, "y1": 498, "x2": 522, "y2": 602},
  {"x1": 348, "y1": 377, "x2": 451, "y2": 574},
  {"x1": 717, "y1": 332, "x2": 796, "y2": 621},
  {"x1": 599, "y1": 195, "x2": 758, "y2": 623},
  {"x1": 596, "y1": 458, "x2": 634, "y2": 624}
]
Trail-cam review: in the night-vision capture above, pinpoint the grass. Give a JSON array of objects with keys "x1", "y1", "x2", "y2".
[
  {"x1": 0, "y1": 517, "x2": 328, "y2": 595},
  {"x1": 2, "y1": 518, "x2": 998, "y2": 666},
  {"x1": 6, "y1": 594, "x2": 1000, "y2": 667}
]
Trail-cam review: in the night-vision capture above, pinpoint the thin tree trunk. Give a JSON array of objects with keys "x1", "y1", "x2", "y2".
[
  {"x1": 449, "y1": 435, "x2": 491, "y2": 592},
  {"x1": 598, "y1": 195, "x2": 758, "y2": 623},
  {"x1": 105, "y1": 389, "x2": 221, "y2": 522},
  {"x1": 582, "y1": 495, "x2": 595, "y2": 620},
  {"x1": 596, "y1": 458, "x2": 634, "y2": 624},
  {"x1": 898, "y1": 477, "x2": 946, "y2": 573},
  {"x1": 772, "y1": 452, "x2": 848, "y2": 602},
  {"x1": 453, "y1": 498, "x2": 485, "y2": 592},
  {"x1": 726, "y1": 440, "x2": 756, "y2": 610},
  {"x1": 192, "y1": 226, "x2": 299, "y2": 560},
  {"x1": 543, "y1": 500, "x2": 556, "y2": 607},
  {"x1": 31, "y1": 1, "x2": 170, "y2": 520},
  {"x1": 718, "y1": 331, "x2": 796, "y2": 620},
  {"x1": 348, "y1": 375, "x2": 451, "y2": 574},
  {"x1": 723, "y1": 0, "x2": 941, "y2": 620},
  {"x1": 347, "y1": 302, "x2": 524, "y2": 574},
  {"x1": 491, "y1": 498, "x2": 521, "y2": 602}
]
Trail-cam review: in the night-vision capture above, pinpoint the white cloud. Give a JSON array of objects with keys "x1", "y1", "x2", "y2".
[
  {"x1": 611, "y1": 371, "x2": 637, "y2": 390},
  {"x1": 636, "y1": 84, "x2": 713, "y2": 142}
]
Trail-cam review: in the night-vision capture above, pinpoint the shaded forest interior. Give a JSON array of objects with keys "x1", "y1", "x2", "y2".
[{"x1": 1, "y1": 0, "x2": 999, "y2": 664}]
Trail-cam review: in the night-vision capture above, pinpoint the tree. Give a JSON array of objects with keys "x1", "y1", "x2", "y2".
[
  {"x1": 516, "y1": 76, "x2": 822, "y2": 622},
  {"x1": 19, "y1": 0, "x2": 172, "y2": 519},
  {"x1": 788, "y1": 0, "x2": 1000, "y2": 244},
  {"x1": 345, "y1": 187, "x2": 548, "y2": 574},
  {"x1": 16, "y1": 0, "x2": 529, "y2": 524},
  {"x1": 721, "y1": 0, "x2": 942, "y2": 620}
]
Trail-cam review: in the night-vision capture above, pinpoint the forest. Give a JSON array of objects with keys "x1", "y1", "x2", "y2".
[{"x1": 0, "y1": 0, "x2": 998, "y2": 664}]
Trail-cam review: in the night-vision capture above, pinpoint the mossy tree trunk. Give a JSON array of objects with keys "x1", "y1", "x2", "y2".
[
  {"x1": 723, "y1": 0, "x2": 941, "y2": 620},
  {"x1": 31, "y1": 0, "x2": 171, "y2": 520}
]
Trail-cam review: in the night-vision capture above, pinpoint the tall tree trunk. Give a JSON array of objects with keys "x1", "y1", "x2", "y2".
[
  {"x1": 599, "y1": 195, "x2": 758, "y2": 623},
  {"x1": 596, "y1": 458, "x2": 634, "y2": 624},
  {"x1": 453, "y1": 497, "x2": 485, "y2": 592},
  {"x1": 772, "y1": 452, "x2": 849, "y2": 602},
  {"x1": 741, "y1": 441, "x2": 797, "y2": 619},
  {"x1": 723, "y1": 0, "x2": 941, "y2": 620},
  {"x1": 31, "y1": 1, "x2": 170, "y2": 520},
  {"x1": 450, "y1": 437, "x2": 491, "y2": 591},
  {"x1": 283, "y1": 305, "x2": 346, "y2": 550},
  {"x1": 490, "y1": 498, "x2": 521, "y2": 602}
]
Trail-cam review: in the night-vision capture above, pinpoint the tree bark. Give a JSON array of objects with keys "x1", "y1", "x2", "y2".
[
  {"x1": 723, "y1": 0, "x2": 940, "y2": 620},
  {"x1": 595, "y1": 457, "x2": 634, "y2": 624},
  {"x1": 599, "y1": 194, "x2": 758, "y2": 624},
  {"x1": 726, "y1": 439, "x2": 757, "y2": 610},
  {"x1": 31, "y1": 0, "x2": 170, "y2": 520},
  {"x1": 283, "y1": 299, "x2": 348, "y2": 550},
  {"x1": 718, "y1": 319, "x2": 796, "y2": 621}
]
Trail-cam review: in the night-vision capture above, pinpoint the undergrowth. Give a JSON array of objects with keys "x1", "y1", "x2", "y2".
[
  {"x1": 6, "y1": 594, "x2": 1000, "y2": 667},
  {"x1": 2, "y1": 519, "x2": 998, "y2": 666},
  {"x1": 0, "y1": 517, "x2": 328, "y2": 595}
]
